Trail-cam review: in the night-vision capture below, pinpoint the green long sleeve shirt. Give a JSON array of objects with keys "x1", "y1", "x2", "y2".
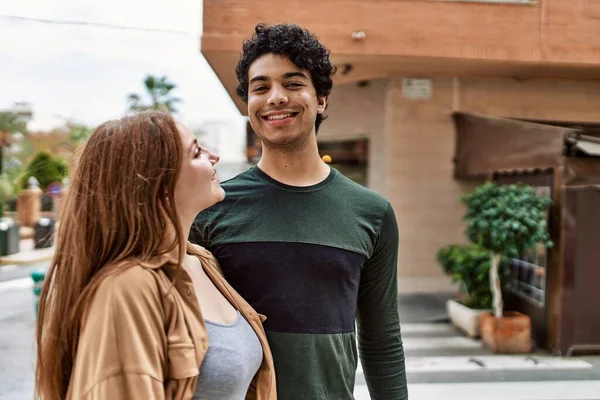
[{"x1": 191, "y1": 166, "x2": 407, "y2": 400}]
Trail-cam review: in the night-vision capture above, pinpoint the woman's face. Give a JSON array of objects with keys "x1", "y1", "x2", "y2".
[{"x1": 173, "y1": 124, "x2": 225, "y2": 220}]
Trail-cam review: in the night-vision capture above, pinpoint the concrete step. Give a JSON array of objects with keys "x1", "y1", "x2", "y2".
[{"x1": 354, "y1": 380, "x2": 600, "y2": 400}]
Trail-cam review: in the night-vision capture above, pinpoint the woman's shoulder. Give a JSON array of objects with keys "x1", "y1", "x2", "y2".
[
  {"x1": 187, "y1": 242, "x2": 213, "y2": 258},
  {"x1": 187, "y1": 242, "x2": 223, "y2": 272},
  {"x1": 92, "y1": 263, "x2": 166, "y2": 308}
]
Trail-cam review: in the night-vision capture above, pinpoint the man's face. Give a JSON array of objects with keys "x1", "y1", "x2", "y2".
[{"x1": 247, "y1": 54, "x2": 326, "y2": 148}]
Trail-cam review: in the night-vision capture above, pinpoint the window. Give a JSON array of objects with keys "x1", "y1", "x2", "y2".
[{"x1": 506, "y1": 185, "x2": 551, "y2": 307}]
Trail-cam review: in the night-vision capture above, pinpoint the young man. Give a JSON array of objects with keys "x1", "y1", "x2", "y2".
[{"x1": 191, "y1": 23, "x2": 408, "y2": 400}]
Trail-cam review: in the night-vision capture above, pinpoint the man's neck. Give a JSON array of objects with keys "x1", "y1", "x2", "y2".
[{"x1": 257, "y1": 136, "x2": 330, "y2": 187}]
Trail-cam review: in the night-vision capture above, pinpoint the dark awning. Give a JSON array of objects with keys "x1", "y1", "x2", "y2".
[
  {"x1": 452, "y1": 112, "x2": 577, "y2": 180},
  {"x1": 571, "y1": 135, "x2": 600, "y2": 156}
]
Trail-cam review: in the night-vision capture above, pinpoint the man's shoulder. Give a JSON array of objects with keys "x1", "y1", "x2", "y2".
[
  {"x1": 220, "y1": 167, "x2": 260, "y2": 190},
  {"x1": 195, "y1": 167, "x2": 263, "y2": 228},
  {"x1": 332, "y1": 171, "x2": 390, "y2": 211}
]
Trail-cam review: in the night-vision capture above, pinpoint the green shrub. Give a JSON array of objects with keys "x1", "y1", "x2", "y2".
[
  {"x1": 462, "y1": 182, "x2": 553, "y2": 258},
  {"x1": 436, "y1": 244, "x2": 494, "y2": 309},
  {"x1": 18, "y1": 151, "x2": 69, "y2": 191},
  {"x1": 462, "y1": 181, "x2": 552, "y2": 317},
  {"x1": 0, "y1": 175, "x2": 14, "y2": 217}
]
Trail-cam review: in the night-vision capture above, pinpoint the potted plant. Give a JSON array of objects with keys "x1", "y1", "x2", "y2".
[
  {"x1": 437, "y1": 244, "x2": 495, "y2": 337},
  {"x1": 462, "y1": 182, "x2": 552, "y2": 353}
]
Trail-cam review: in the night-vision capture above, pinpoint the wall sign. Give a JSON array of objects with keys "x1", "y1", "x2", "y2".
[{"x1": 402, "y1": 78, "x2": 433, "y2": 100}]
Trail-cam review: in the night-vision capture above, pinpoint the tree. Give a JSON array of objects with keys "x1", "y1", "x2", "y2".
[
  {"x1": 436, "y1": 244, "x2": 495, "y2": 310},
  {"x1": 0, "y1": 174, "x2": 13, "y2": 217},
  {"x1": 18, "y1": 151, "x2": 69, "y2": 191},
  {"x1": 462, "y1": 182, "x2": 552, "y2": 318},
  {"x1": 66, "y1": 123, "x2": 94, "y2": 146},
  {"x1": 127, "y1": 75, "x2": 181, "y2": 113},
  {"x1": 0, "y1": 112, "x2": 26, "y2": 134},
  {"x1": 0, "y1": 112, "x2": 27, "y2": 174}
]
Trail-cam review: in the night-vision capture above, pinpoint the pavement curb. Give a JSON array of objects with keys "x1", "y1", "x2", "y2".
[{"x1": 0, "y1": 248, "x2": 54, "y2": 266}]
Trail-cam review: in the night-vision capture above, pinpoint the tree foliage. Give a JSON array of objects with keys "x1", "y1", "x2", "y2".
[
  {"x1": 127, "y1": 75, "x2": 181, "y2": 113},
  {"x1": 461, "y1": 182, "x2": 552, "y2": 317},
  {"x1": 66, "y1": 123, "x2": 94, "y2": 146},
  {"x1": 462, "y1": 182, "x2": 553, "y2": 257},
  {"x1": 0, "y1": 174, "x2": 14, "y2": 216},
  {"x1": 0, "y1": 112, "x2": 27, "y2": 136},
  {"x1": 437, "y1": 244, "x2": 494, "y2": 309},
  {"x1": 18, "y1": 151, "x2": 69, "y2": 191}
]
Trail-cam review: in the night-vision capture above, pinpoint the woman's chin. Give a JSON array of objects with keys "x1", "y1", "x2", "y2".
[{"x1": 214, "y1": 187, "x2": 226, "y2": 203}]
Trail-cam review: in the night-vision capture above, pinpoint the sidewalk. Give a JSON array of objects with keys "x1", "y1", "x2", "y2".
[
  {"x1": 357, "y1": 295, "x2": 599, "y2": 399},
  {"x1": 352, "y1": 292, "x2": 600, "y2": 399},
  {"x1": 0, "y1": 239, "x2": 54, "y2": 266},
  {"x1": 398, "y1": 292, "x2": 455, "y2": 323}
]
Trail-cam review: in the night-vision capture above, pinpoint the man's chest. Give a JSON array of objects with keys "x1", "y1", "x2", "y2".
[{"x1": 211, "y1": 241, "x2": 366, "y2": 334}]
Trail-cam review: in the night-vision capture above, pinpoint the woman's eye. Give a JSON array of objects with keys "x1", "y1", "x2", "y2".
[{"x1": 194, "y1": 147, "x2": 202, "y2": 158}]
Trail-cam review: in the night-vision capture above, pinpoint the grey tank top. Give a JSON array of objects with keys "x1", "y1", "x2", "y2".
[{"x1": 192, "y1": 311, "x2": 263, "y2": 400}]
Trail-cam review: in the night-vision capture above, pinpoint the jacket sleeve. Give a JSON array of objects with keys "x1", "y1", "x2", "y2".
[
  {"x1": 356, "y1": 203, "x2": 408, "y2": 400},
  {"x1": 246, "y1": 378, "x2": 258, "y2": 400},
  {"x1": 72, "y1": 268, "x2": 167, "y2": 400},
  {"x1": 82, "y1": 375, "x2": 165, "y2": 400}
]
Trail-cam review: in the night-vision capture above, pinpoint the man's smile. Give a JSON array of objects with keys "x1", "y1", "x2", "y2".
[{"x1": 261, "y1": 111, "x2": 299, "y2": 126}]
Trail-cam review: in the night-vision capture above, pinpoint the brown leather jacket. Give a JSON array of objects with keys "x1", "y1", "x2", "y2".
[{"x1": 66, "y1": 243, "x2": 276, "y2": 400}]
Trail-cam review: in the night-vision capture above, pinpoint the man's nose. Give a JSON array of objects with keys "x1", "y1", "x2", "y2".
[{"x1": 268, "y1": 85, "x2": 288, "y2": 105}]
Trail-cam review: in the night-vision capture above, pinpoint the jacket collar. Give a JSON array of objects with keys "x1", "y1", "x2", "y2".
[
  {"x1": 138, "y1": 242, "x2": 204, "y2": 270},
  {"x1": 139, "y1": 241, "x2": 276, "y2": 398}
]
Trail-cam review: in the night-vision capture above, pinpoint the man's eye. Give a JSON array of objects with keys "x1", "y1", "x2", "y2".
[
  {"x1": 287, "y1": 82, "x2": 302, "y2": 88},
  {"x1": 253, "y1": 86, "x2": 267, "y2": 92}
]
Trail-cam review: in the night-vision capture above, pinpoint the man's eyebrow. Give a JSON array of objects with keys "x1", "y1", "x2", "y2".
[
  {"x1": 249, "y1": 71, "x2": 308, "y2": 84},
  {"x1": 282, "y1": 72, "x2": 308, "y2": 80},
  {"x1": 249, "y1": 75, "x2": 268, "y2": 84}
]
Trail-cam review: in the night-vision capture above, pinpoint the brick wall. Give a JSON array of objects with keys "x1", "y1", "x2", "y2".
[
  {"x1": 386, "y1": 78, "x2": 474, "y2": 292},
  {"x1": 202, "y1": 0, "x2": 600, "y2": 66},
  {"x1": 323, "y1": 75, "x2": 600, "y2": 292},
  {"x1": 318, "y1": 79, "x2": 388, "y2": 195},
  {"x1": 458, "y1": 77, "x2": 600, "y2": 121}
]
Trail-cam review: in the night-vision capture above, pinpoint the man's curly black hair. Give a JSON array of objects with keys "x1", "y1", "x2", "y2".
[{"x1": 236, "y1": 23, "x2": 337, "y2": 133}]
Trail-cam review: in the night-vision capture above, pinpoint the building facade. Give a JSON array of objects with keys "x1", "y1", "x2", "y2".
[{"x1": 200, "y1": 0, "x2": 600, "y2": 293}]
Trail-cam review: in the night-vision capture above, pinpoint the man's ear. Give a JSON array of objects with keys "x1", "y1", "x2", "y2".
[{"x1": 317, "y1": 97, "x2": 327, "y2": 114}]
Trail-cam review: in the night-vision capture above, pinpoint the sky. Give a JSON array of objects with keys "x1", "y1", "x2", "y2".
[{"x1": 0, "y1": 0, "x2": 241, "y2": 131}]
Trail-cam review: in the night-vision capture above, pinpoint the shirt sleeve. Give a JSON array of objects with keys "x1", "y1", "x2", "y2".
[
  {"x1": 356, "y1": 203, "x2": 408, "y2": 400},
  {"x1": 73, "y1": 269, "x2": 167, "y2": 400}
]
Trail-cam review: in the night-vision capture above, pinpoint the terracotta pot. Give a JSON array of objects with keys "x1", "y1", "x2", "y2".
[
  {"x1": 480, "y1": 311, "x2": 532, "y2": 353},
  {"x1": 16, "y1": 188, "x2": 42, "y2": 227}
]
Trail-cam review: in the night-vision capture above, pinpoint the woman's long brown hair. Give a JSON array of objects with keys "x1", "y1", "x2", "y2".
[{"x1": 35, "y1": 111, "x2": 185, "y2": 399}]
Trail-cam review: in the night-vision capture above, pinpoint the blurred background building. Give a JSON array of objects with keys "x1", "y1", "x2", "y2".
[{"x1": 195, "y1": 117, "x2": 250, "y2": 181}]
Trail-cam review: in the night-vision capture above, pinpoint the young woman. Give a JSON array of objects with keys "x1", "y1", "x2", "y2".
[{"x1": 35, "y1": 111, "x2": 276, "y2": 400}]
